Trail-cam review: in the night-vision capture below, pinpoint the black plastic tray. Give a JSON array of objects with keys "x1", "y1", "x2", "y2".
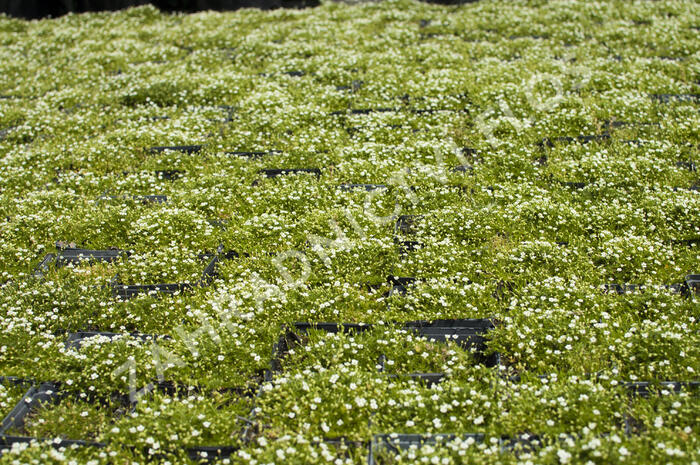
[
  {"x1": 260, "y1": 168, "x2": 321, "y2": 178},
  {"x1": 382, "y1": 373, "x2": 444, "y2": 386},
  {"x1": 538, "y1": 134, "x2": 610, "y2": 147},
  {"x1": 0, "y1": 382, "x2": 58, "y2": 434},
  {"x1": 154, "y1": 170, "x2": 184, "y2": 180},
  {"x1": 671, "y1": 238, "x2": 700, "y2": 247},
  {"x1": 368, "y1": 434, "x2": 484, "y2": 465},
  {"x1": 624, "y1": 381, "x2": 700, "y2": 397},
  {"x1": 396, "y1": 239, "x2": 423, "y2": 254},
  {"x1": 685, "y1": 274, "x2": 699, "y2": 295},
  {"x1": 33, "y1": 246, "x2": 128, "y2": 277},
  {"x1": 559, "y1": 181, "x2": 587, "y2": 189},
  {"x1": 226, "y1": 150, "x2": 281, "y2": 159},
  {"x1": 602, "y1": 275, "x2": 697, "y2": 296},
  {"x1": 394, "y1": 215, "x2": 422, "y2": 235},
  {"x1": 331, "y1": 108, "x2": 468, "y2": 116},
  {"x1": 0, "y1": 381, "x2": 240, "y2": 462},
  {"x1": 676, "y1": 161, "x2": 697, "y2": 172},
  {"x1": 338, "y1": 184, "x2": 387, "y2": 192},
  {"x1": 335, "y1": 80, "x2": 363, "y2": 92},
  {"x1": 650, "y1": 94, "x2": 700, "y2": 104},
  {"x1": 385, "y1": 276, "x2": 418, "y2": 297},
  {"x1": 269, "y1": 318, "x2": 498, "y2": 377},
  {"x1": 602, "y1": 283, "x2": 683, "y2": 295},
  {"x1": 149, "y1": 145, "x2": 203, "y2": 154},
  {"x1": 111, "y1": 252, "x2": 233, "y2": 300},
  {"x1": 64, "y1": 331, "x2": 170, "y2": 349}
]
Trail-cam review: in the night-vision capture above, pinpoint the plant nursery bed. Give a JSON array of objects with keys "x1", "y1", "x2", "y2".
[
  {"x1": 1, "y1": 1, "x2": 700, "y2": 463},
  {"x1": 33, "y1": 245, "x2": 128, "y2": 277}
]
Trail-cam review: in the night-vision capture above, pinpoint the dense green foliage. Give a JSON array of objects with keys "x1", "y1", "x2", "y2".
[{"x1": 0, "y1": 0, "x2": 698, "y2": 463}]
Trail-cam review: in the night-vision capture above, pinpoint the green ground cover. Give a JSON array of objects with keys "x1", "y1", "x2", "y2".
[{"x1": 0, "y1": 0, "x2": 698, "y2": 463}]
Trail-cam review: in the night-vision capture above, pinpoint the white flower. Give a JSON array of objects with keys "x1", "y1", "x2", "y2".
[
  {"x1": 557, "y1": 449, "x2": 572, "y2": 464},
  {"x1": 473, "y1": 415, "x2": 484, "y2": 425}
]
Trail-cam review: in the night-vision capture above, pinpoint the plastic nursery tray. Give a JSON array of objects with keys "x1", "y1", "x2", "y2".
[
  {"x1": 335, "y1": 80, "x2": 363, "y2": 92},
  {"x1": 64, "y1": 331, "x2": 171, "y2": 349},
  {"x1": 673, "y1": 184, "x2": 700, "y2": 192},
  {"x1": 345, "y1": 124, "x2": 422, "y2": 135},
  {"x1": 671, "y1": 237, "x2": 700, "y2": 247},
  {"x1": 226, "y1": 150, "x2": 281, "y2": 159},
  {"x1": 394, "y1": 216, "x2": 424, "y2": 254},
  {"x1": 206, "y1": 219, "x2": 230, "y2": 230},
  {"x1": 385, "y1": 276, "x2": 418, "y2": 297},
  {"x1": 650, "y1": 94, "x2": 700, "y2": 104},
  {"x1": 33, "y1": 245, "x2": 129, "y2": 277},
  {"x1": 676, "y1": 161, "x2": 697, "y2": 172},
  {"x1": 0, "y1": 382, "x2": 240, "y2": 462},
  {"x1": 121, "y1": 170, "x2": 184, "y2": 181},
  {"x1": 154, "y1": 170, "x2": 184, "y2": 180},
  {"x1": 0, "y1": 126, "x2": 16, "y2": 140},
  {"x1": 394, "y1": 215, "x2": 423, "y2": 235},
  {"x1": 558, "y1": 181, "x2": 587, "y2": 190},
  {"x1": 330, "y1": 107, "x2": 468, "y2": 116},
  {"x1": 257, "y1": 70, "x2": 306, "y2": 77},
  {"x1": 338, "y1": 184, "x2": 387, "y2": 192},
  {"x1": 330, "y1": 108, "x2": 400, "y2": 115},
  {"x1": 111, "y1": 251, "x2": 235, "y2": 299},
  {"x1": 149, "y1": 145, "x2": 203, "y2": 154},
  {"x1": 269, "y1": 318, "x2": 498, "y2": 376},
  {"x1": 685, "y1": 274, "x2": 700, "y2": 295},
  {"x1": 602, "y1": 120, "x2": 660, "y2": 128},
  {"x1": 0, "y1": 382, "x2": 57, "y2": 435},
  {"x1": 368, "y1": 434, "x2": 484, "y2": 465},
  {"x1": 259, "y1": 168, "x2": 321, "y2": 178},
  {"x1": 602, "y1": 274, "x2": 698, "y2": 296},
  {"x1": 537, "y1": 134, "x2": 610, "y2": 147},
  {"x1": 624, "y1": 381, "x2": 700, "y2": 397},
  {"x1": 451, "y1": 164, "x2": 474, "y2": 173},
  {"x1": 395, "y1": 239, "x2": 423, "y2": 254}
]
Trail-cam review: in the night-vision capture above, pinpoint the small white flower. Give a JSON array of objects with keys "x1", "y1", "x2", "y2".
[{"x1": 557, "y1": 449, "x2": 572, "y2": 464}]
